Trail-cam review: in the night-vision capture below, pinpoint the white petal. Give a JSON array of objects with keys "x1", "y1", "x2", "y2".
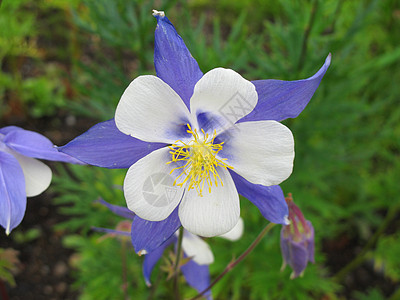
[
  {"x1": 218, "y1": 121, "x2": 294, "y2": 186},
  {"x1": 218, "y1": 217, "x2": 244, "y2": 241},
  {"x1": 179, "y1": 167, "x2": 240, "y2": 237},
  {"x1": 115, "y1": 75, "x2": 192, "y2": 144},
  {"x1": 10, "y1": 150, "x2": 52, "y2": 197},
  {"x1": 190, "y1": 68, "x2": 257, "y2": 133},
  {"x1": 181, "y1": 231, "x2": 214, "y2": 265},
  {"x1": 124, "y1": 147, "x2": 185, "y2": 221}
]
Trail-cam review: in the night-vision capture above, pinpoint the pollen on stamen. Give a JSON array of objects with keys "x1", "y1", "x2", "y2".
[
  {"x1": 166, "y1": 124, "x2": 232, "y2": 196},
  {"x1": 152, "y1": 10, "x2": 165, "y2": 17}
]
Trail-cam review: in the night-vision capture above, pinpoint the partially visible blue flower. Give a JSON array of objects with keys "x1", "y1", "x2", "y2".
[
  {"x1": 95, "y1": 199, "x2": 244, "y2": 299},
  {"x1": 0, "y1": 126, "x2": 82, "y2": 234},
  {"x1": 280, "y1": 193, "x2": 314, "y2": 279},
  {"x1": 60, "y1": 10, "x2": 330, "y2": 239}
]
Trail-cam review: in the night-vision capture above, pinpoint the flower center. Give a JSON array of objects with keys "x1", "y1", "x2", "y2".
[{"x1": 167, "y1": 124, "x2": 233, "y2": 196}]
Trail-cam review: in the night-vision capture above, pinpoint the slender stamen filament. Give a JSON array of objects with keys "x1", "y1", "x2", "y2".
[{"x1": 167, "y1": 124, "x2": 232, "y2": 196}]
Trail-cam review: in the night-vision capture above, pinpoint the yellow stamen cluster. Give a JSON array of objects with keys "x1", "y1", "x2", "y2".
[{"x1": 167, "y1": 124, "x2": 233, "y2": 196}]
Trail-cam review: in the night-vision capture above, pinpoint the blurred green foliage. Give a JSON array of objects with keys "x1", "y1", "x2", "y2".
[
  {"x1": 0, "y1": 248, "x2": 19, "y2": 287},
  {"x1": 372, "y1": 233, "x2": 400, "y2": 282},
  {"x1": 0, "y1": 0, "x2": 71, "y2": 118},
  {"x1": 2, "y1": 0, "x2": 400, "y2": 299}
]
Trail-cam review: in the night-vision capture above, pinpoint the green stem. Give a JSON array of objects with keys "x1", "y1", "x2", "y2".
[
  {"x1": 297, "y1": 0, "x2": 319, "y2": 71},
  {"x1": 173, "y1": 227, "x2": 184, "y2": 300},
  {"x1": 329, "y1": 0, "x2": 344, "y2": 33},
  {"x1": 147, "y1": 269, "x2": 162, "y2": 300},
  {"x1": 121, "y1": 240, "x2": 129, "y2": 300},
  {"x1": 333, "y1": 203, "x2": 400, "y2": 283},
  {"x1": 191, "y1": 223, "x2": 277, "y2": 300}
]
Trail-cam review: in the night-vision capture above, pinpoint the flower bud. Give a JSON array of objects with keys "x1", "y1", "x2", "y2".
[{"x1": 280, "y1": 193, "x2": 314, "y2": 279}]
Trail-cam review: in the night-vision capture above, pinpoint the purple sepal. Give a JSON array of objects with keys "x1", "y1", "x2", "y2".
[
  {"x1": 153, "y1": 14, "x2": 203, "y2": 107},
  {"x1": 306, "y1": 221, "x2": 315, "y2": 263},
  {"x1": 280, "y1": 198, "x2": 315, "y2": 278},
  {"x1": 280, "y1": 229, "x2": 309, "y2": 278},
  {"x1": 0, "y1": 151, "x2": 26, "y2": 234},
  {"x1": 0, "y1": 126, "x2": 22, "y2": 135},
  {"x1": 280, "y1": 230, "x2": 290, "y2": 265},
  {"x1": 59, "y1": 119, "x2": 166, "y2": 169},
  {"x1": 230, "y1": 171, "x2": 288, "y2": 224},
  {"x1": 96, "y1": 199, "x2": 135, "y2": 220},
  {"x1": 91, "y1": 227, "x2": 131, "y2": 237},
  {"x1": 281, "y1": 228, "x2": 314, "y2": 279},
  {"x1": 181, "y1": 259, "x2": 212, "y2": 300},
  {"x1": 142, "y1": 236, "x2": 176, "y2": 286},
  {"x1": 131, "y1": 206, "x2": 181, "y2": 254},
  {"x1": 240, "y1": 54, "x2": 331, "y2": 122},
  {"x1": 2, "y1": 127, "x2": 83, "y2": 164}
]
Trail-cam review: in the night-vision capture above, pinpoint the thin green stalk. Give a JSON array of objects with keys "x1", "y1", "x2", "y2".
[
  {"x1": 297, "y1": 0, "x2": 319, "y2": 71},
  {"x1": 173, "y1": 227, "x2": 184, "y2": 300},
  {"x1": 329, "y1": 0, "x2": 344, "y2": 33},
  {"x1": 147, "y1": 268, "x2": 162, "y2": 300},
  {"x1": 333, "y1": 203, "x2": 400, "y2": 283},
  {"x1": 121, "y1": 240, "x2": 129, "y2": 300},
  {"x1": 191, "y1": 223, "x2": 277, "y2": 300}
]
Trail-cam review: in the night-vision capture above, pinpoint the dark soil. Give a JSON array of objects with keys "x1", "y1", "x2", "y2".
[{"x1": 0, "y1": 192, "x2": 78, "y2": 300}]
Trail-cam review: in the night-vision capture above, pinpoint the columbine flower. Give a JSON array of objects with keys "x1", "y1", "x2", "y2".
[
  {"x1": 95, "y1": 199, "x2": 244, "y2": 299},
  {"x1": 0, "y1": 126, "x2": 81, "y2": 234},
  {"x1": 280, "y1": 193, "x2": 314, "y2": 279},
  {"x1": 60, "y1": 10, "x2": 330, "y2": 239}
]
